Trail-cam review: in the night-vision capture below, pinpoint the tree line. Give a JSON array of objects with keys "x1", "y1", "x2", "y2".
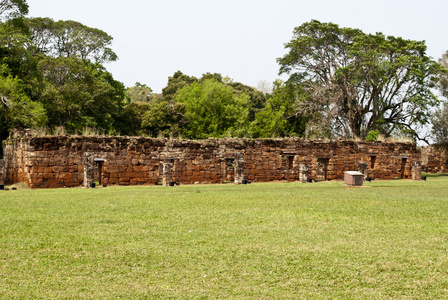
[{"x1": 1, "y1": 0, "x2": 448, "y2": 148}]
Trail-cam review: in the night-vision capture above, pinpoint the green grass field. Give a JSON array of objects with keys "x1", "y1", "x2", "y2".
[{"x1": 1, "y1": 176, "x2": 448, "y2": 299}]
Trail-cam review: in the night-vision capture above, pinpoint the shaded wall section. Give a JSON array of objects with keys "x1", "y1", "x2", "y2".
[
  {"x1": 4, "y1": 130, "x2": 422, "y2": 189},
  {"x1": 421, "y1": 145, "x2": 448, "y2": 173}
]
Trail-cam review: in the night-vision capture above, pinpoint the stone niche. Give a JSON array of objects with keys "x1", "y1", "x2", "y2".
[{"x1": 3, "y1": 131, "x2": 424, "y2": 189}]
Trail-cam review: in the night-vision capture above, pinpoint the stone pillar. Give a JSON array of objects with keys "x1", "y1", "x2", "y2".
[
  {"x1": 234, "y1": 153, "x2": 245, "y2": 184},
  {"x1": 412, "y1": 161, "x2": 422, "y2": 180},
  {"x1": 0, "y1": 159, "x2": 4, "y2": 187},
  {"x1": 83, "y1": 152, "x2": 95, "y2": 188},
  {"x1": 299, "y1": 164, "x2": 309, "y2": 182},
  {"x1": 162, "y1": 160, "x2": 174, "y2": 187},
  {"x1": 358, "y1": 162, "x2": 368, "y2": 179}
]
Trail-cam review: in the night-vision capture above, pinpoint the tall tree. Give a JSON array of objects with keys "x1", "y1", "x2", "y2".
[
  {"x1": 38, "y1": 56, "x2": 124, "y2": 132},
  {"x1": 278, "y1": 20, "x2": 443, "y2": 141},
  {"x1": 437, "y1": 50, "x2": 448, "y2": 99},
  {"x1": 250, "y1": 80, "x2": 308, "y2": 138},
  {"x1": 0, "y1": 0, "x2": 28, "y2": 21},
  {"x1": 431, "y1": 101, "x2": 448, "y2": 149},
  {"x1": 162, "y1": 71, "x2": 198, "y2": 101},
  {"x1": 141, "y1": 95, "x2": 186, "y2": 138},
  {"x1": 116, "y1": 101, "x2": 152, "y2": 136},
  {"x1": 175, "y1": 78, "x2": 249, "y2": 139},
  {"x1": 125, "y1": 82, "x2": 153, "y2": 103},
  {"x1": 25, "y1": 17, "x2": 117, "y2": 63},
  {"x1": 0, "y1": 63, "x2": 46, "y2": 141}
]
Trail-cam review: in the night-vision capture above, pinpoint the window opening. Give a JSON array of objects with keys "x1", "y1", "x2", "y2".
[{"x1": 282, "y1": 155, "x2": 294, "y2": 170}]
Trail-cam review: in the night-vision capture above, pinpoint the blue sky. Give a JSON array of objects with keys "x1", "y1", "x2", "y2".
[{"x1": 27, "y1": 0, "x2": 448, "y2": 93}]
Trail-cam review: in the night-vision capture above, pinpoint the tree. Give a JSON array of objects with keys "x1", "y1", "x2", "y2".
[
  {"x1": 25, "y1": 17, "x2": 117, "y2": 63},
  {"x1": 0, "y1": 0, "x2": 28, "y2": 21},
  {"x1": 278, "y1": 20, "x2": 443, "y2": 141},
  {"x1": 431, "y1": 101, "x2": 448, "y2": 149},
  {"x1": 437, "y1": 51, "x2": 448, "y2": 99},
  {"x1": 256, "y1": 80, "x2": 273, "y2": 94},
  {"x1": 115, "y1": 101, "x2": 152, "y2": 136},
  {"x1": 38, "y1": 56, "x2": 124, "y2": 132},
  {"x1": 250, "y1": 80, "x2": 308, "y2": 138},
  {"x1": 0, "y1": 16, "x2": 39, "y2": 83},
  {"x1": 0, "y1": 63, "x2": 47, "y2": 141},
  {"x1": 141, "y1": 95, "x2": 186, "y2": 138},
  {"x1": 161, "y1": 71, "x2": 198, "y2": 103},
  {"x1": 228, "y1": 81, "x2": 266, "y2": 122},
  {"x1": 175, "y1": 79, "x2": 250, "y2": 139},
  {"x1": 125, "y1": 82, "x2": 153, "y2": 103}
]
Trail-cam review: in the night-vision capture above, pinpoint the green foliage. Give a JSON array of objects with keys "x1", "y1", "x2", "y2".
[
  {"x1": 38, "y1": 56, "x2": 125, "y2": 133},
  {"x1": 0, "y1": 18, "x2": 39, "y2": 84},
  {"x1": 278, "y1": 20, "x2": 443, "y2": 141},
  {"x1": 366, "y1": 130, "x2": 380, "y2": 141},
  {"x1": 162, "y1": 70, "x2": 198, "y2": 101},
  {"x1": 437, "y1": 51, "x2": 448, "y2": 99},
  {"x1": 0, "y1": 0, "x2": 28, "y2": 21},
  {"x1": 228, "y1": 80, "x2": 266, "y2": 121},
  {"x1": 250, "y1": 80, "x2": 307, "y2": 138},
  {"x1": 125, "y1": 83, "x2": 153, "y2": 103},
  {"x1": 431, "y1": 101, "x2": 448, "y2": 149},
  {"x1": 0, "y1": 63, "x2": 46, "y2": 140},
  {"x1": 140, "y1": 96, "x2": 186, "y2": 138},
  {"x1": 25, "y1": 17, "x2": 117, "y2": 63},
  {"x1": 115, "y1": 102, "x2": 152, "y2": 136},
  {"x1": 175, "y1": 78, "x2": 250, "y2": 139}
]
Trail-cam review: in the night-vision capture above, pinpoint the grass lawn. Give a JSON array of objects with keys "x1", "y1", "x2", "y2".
[{"x1": 1, "y1": 176, "x2": 448, "y2": 299}]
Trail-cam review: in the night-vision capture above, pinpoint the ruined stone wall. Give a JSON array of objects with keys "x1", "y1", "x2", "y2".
[
  {"x1": 421, "y1": 145, "x2": 448, "y2": 173},
  {"x1": 0, "y1": 159, "x2": 5, "y2": 186},
  {"x1": 3, "y1": 132, "x2": 422, "y2": 189}
]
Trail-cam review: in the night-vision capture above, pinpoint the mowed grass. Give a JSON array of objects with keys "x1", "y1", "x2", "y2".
[{"x1": 1, "y1": 177, "x2": 448, "y2": 299}]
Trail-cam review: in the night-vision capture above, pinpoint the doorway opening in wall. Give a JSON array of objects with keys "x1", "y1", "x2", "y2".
[
  {"x1": 225, "y1": 158, "x2": 235, "y2": 182},
  {"x1": 401, "y1": 157, "x2": 408, "y2": 179},
  {"x1": 316, "y1": 158, "x2": 329, "y2": 181},
  {"x1": 370, "y1": 155, "x2": 377, "y2": 169},
  {"x1": 94, "y1": 158, "x2": 106, "y2": 186}
]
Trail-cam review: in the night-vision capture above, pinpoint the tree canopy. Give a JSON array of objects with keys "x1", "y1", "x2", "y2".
[
  {"x1": 278, "y1": 20, "x2": 443, "y2": 141},
  {"x1": 175, "y1": 78, "x2": 250, "y2": 139},
  {"x1": 0, "y1": 3, "x2": 126, "y2": 140},
  {"x1": 431, "y1": 102, "x2": 448, "y2": 149},
  {"x1": 25, "y1": 17, "x2": 117, "y2": 63},
  {"x1": 1, "y1": 6, "x2": 447, "y2": 146},
  {"x1": 0, "y1": 0, "x2": 28, "y2": 21}
]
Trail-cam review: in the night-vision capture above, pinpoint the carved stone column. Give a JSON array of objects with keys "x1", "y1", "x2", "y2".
[
  {"x1": 299, "y1": 164, "x2": 309, "y2": 182},
  {"x1": 358, "y1": 162, "x2": 368, "y2": 179},
  {"x1": 412, "y1": 161, "x2": 422, "y2": 180},
  {"x1": 234, "y1": 153, "x2": 245, "y2": 184},
  {"x1": 162, "y1": 160, "x2": 174, "y2": 187},
  {"x1": 83, "y1": 152, "x2": 95, "y2": 188}
]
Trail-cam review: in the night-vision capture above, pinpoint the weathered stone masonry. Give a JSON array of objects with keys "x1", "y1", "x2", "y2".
[
  {"x1": 421, "y1": 145, "x2": 448, "y2": 173},
  {"x1": 2, "y1": 130, "x2": 423, "y2": 189}
]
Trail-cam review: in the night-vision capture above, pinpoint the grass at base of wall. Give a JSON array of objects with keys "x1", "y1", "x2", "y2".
[{"x1": 1, "y1": 178, "x2": 448, "y2": 298}]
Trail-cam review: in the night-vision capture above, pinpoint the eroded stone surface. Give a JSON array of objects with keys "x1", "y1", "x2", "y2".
[{"x1": 3, "y1": 131, "x2": 427, "y2": 189}]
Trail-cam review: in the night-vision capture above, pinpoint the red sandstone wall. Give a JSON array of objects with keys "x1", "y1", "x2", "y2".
[
  {"x1": 421, "y1": 146, "x2": 448, "y2": 173},
  {"x1": 4, "y1": 132, "x2": 422, "y2": 189}
]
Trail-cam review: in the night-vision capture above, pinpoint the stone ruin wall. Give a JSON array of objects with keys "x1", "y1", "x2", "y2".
[
  {"x1": 2, "y1": 130, "x2": 423, "y2": 189},
  {"x1": 420, "y1": 145, "x2": 448, "y2": 173},
  {"x1": 0, "y1": 158, "x2": 4, "y2": 187}
]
